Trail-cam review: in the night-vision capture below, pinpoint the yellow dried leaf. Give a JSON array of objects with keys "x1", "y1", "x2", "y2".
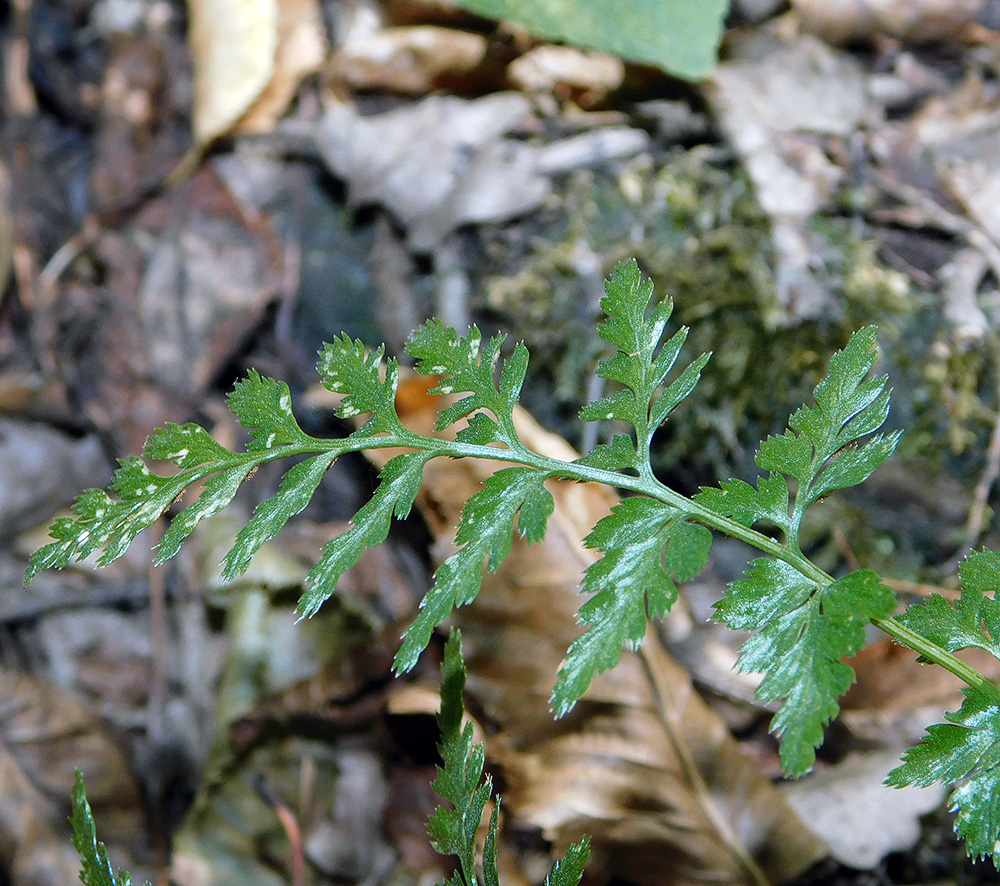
[
  {"x1": 188, "y1": 0, "x2": 325, "y2": 145},
  {"x1": 236, "y1": 0, "x2": 326, "y2": 135}
]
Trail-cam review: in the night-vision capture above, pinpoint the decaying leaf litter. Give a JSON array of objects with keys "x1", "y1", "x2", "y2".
[{"x1": 5, "y1": 0, "x2": 1000, "y2": 883}]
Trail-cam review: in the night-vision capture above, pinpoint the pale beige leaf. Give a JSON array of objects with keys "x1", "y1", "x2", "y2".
[
  {"x1": 235, "y1": 0, "x2": 327, "y2": 135},
  {"x1": 507, "y1": 45, "x2": 624, "y2": 105},
  {"x1": 189, "y1": 0, "x2": 324, "y2": 144},
  {"x1": 188, "y1": 0, "x2": 278, "y2": 144}
]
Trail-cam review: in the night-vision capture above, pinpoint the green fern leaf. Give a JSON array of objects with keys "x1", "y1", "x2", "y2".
[
  {"x1": 26, "y1": 460, "x2": 191, "y2": 579},
  {"x1": 649, "y1": 352, "x2": 711, "y2": 428},
  {"x1": 221, "y1": 453, "x2": 338, "y2": 579},
  {"x1": 701, "y1": 327, "x2": 899, "y2": 548},
  {"x1": 70, "y1": 771, "x2": 148, "y2": 886},
  {"x1": 299, "y1": 452, "x2": 433, "y2": 617},
  {"x1": 887, "y1": 688, "x2": 1000, "y2": 861},
  {"x1": 771, "y1": 327, "x2": 899, "y2": 513},
  {"x1": 719, "y1": 563, "x2": 894, "y2": 774},
  {"x1": 406, "y1": 321, "x2": 528, "y2": 437},
  {"x1": 430, "y1": 631, "x2": 588, "y2": 886},
  {"x1": 227, "y1": 371, "x2": 312, "y2": 451},
  {"x1": 693, "y1": 474, "x2": 791, "y2": 534},
  {"x1": 430, "y1": 630, "x2": 497, "y2": 886},
  {"x1": 580, "y1": 259, "x2": 709, "y2": 458},
  {"x1": 897, "y1": 550, "x2": 1000, "y2": 659},
  {"x1": 574, "y1": 433, "x2": 637, "y2": 471},
  {"x1": 596, "y1": 257, "x2": 666, "y2": 354},
  {"x1": 755, "y1": 429, "x2": 814, "y2": 483},
  {"x1": 888, "y1": 550, "x2": 1000, "y2": 861},
  {"x1": 578, "y1": 389, "x2": 639, "y2": 425},
  {"x1": 395, "y1": 468, "x2": 553, "y2": 672},
  {"x1": 455, "y1": 413, "x2": 501, "y2": 445},
  {"x1": 318, "y1": 336, "x2": 403, "y2": 435},
  {"x1": 551, "y1": 497, "x2": 712, "y2": 715},
  {"x1": 143, "y1": 422, "x2": 231, "y2": 467},
  {"x1": 482, "y1": 802, "x2": 501, "y2": 886},
  {"x1": 807, "y1": 433, "x2": 901, "y2": 501},
  {"x1": 545, "y1": 838, "x2": 591, "y2": 886},
  {"x1": 156, "y1": 464, "x2": 255, "y2": 562}
]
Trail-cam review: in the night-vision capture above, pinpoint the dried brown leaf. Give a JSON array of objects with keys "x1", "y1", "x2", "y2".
[
  {"x1": 54, "y1": 165, "x2": 280, "y2": 451},
  {"x1": 327, "y1": 25, "x2": 488, "y2": 94},
  {"x1": 791, "y1": 0, "x2": 986, "y2": 45},
  {"x1": 314, "y1": 93, "x2": 547, "y2": 250}
]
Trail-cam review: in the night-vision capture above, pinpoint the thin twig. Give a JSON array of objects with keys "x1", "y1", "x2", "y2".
[
  {"x1": 640, "y1": 634, "x2": 772, "y2": 886},
  {"x1": 253, "y1": 776, "x2": 306, "y2": 886},
  {"x1": 958, "y1": 402, "x2": 1000, "y2": 559}
]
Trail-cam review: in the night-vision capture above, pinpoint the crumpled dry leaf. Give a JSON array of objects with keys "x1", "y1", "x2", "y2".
[
  {"x1": 0, "y1": 669, "x2": 149, "y2": 886},
  {"x1": 315, "y1": 92, "x2": 546, "y2": 251},
  {"x1": 708, "y1": 30, "x2": 869, "y2": 322},
  {"x1": 360, "y1": 379, "x2": 827, "y2": 885},
  {"x1": 791, "y1": 0, "x2": 986, "y2": 45},
  {"x1": 189, "y1": 0, "x2": 325, "y2": 145},
  {"x1": 327, "y1": 25, "x2": 489, "y2": 94},
  {"x1": 314, "y1": 93, "x2": 648, "y2": 251},
  {"x1": 50, "y1": 164, "x2": 281, "y2": 451}
]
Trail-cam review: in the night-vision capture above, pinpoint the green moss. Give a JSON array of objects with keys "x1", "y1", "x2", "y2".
[{"x1": 469, "y1": 144, "x2": 1000, "y2": 578}]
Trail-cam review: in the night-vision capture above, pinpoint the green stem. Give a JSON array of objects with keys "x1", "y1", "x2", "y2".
[
  {"x1": 214, "y1": 429, "x2": 1000, "y2": 705},
  {"x1": 873, "y1": 615, "x2": 1000, "y2": 702},
  {"x1": 425, "y1": 436, "x2": 1000, "y2": 704}
]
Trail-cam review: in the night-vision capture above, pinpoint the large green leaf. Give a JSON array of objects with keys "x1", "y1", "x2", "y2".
[{"x1": 455, "y1": 0, "x2": 728, "y2": 81}]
